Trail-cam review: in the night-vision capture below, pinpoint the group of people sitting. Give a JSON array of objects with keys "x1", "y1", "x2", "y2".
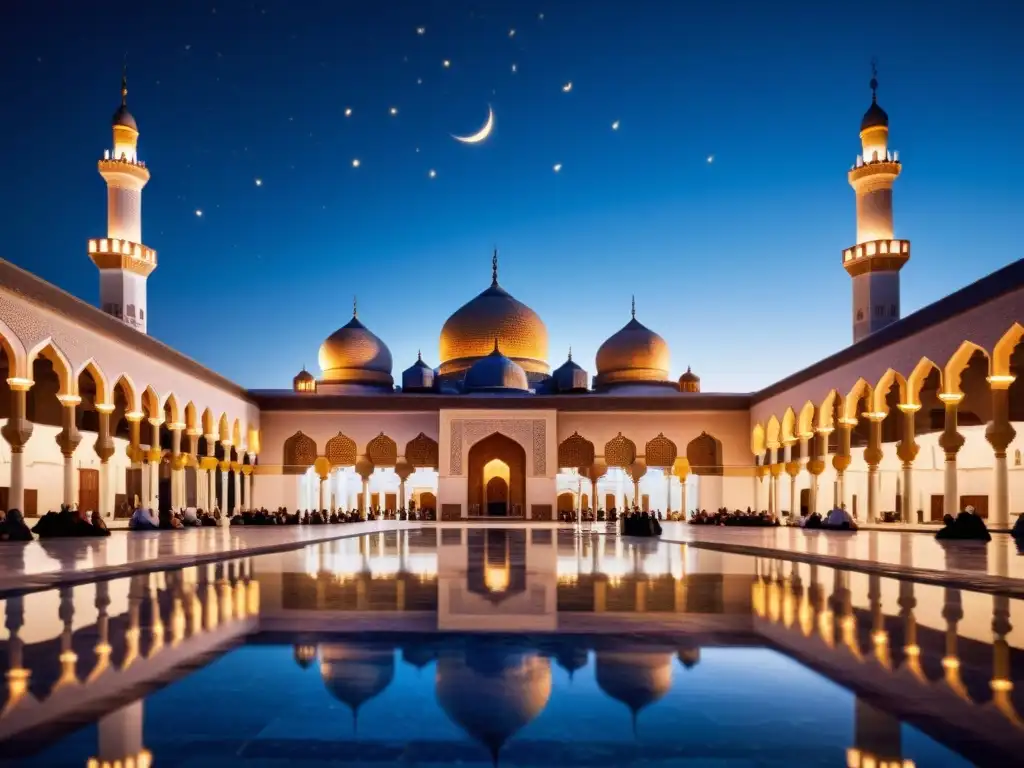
[
  {"x1": 128, "y1": 506, "x2": 222, "y2": 530},
  {"x1": 227, "y1": 507, "x2": 438, "y2": 526},
  {"x1": 620, "y1": 508, "x2": 663, "y2": 537},
  {"x1": 689, "y1": 508, "x2": 782, "y2": 527},
  {"x1": 936, "y1": 506, "x2": 993, "y2": 541},
  {"x1": 557, "y1": 508, "x2": 622, "y2": 523},
  {"x1": 0, "y1": 505, "x2": 112, "y2": 540},
  {"x1": 798, "y1": 506, "x2": 857, "y2": 531}
]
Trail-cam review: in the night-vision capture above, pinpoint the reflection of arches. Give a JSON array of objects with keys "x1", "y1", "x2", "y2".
[
  {"x1": 686, "y1": 433, "x2": 722, "y2": 475},
  {"x1": 557, "y1": 492, "x2": 575, "y2": 512},
  {"x1": 367, "y1": 432, "x2": 398, "y2": 466},
  {"x1": 406, "y1": 432, "x2": 439, "y2": 468},
  {"x1": 644, "y1": 433, "x2": 677, "y2": 468},
  {"x1": 325, "y1": 432, "x2": 357, "y2": 466},
  {"x1": 558, "y1": 432, "x2": 595, "y2": 469},
  {"x1": 604, "y1": 433, "x2": 636, "y2": 468},
  {"x1": 283, "y1": 431, "x2": 317, "y2": 474},
  {"x1": 468, "y1": 432, "x2": 526, "y2": 516}
]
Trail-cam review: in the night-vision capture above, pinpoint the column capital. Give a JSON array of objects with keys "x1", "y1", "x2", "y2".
[
  {"x1": 56, "y1": 394, "x2": 81, "y2": 406},
  {"x1": 94, "y1": 403, "x2": 115, "y2": 414},
  {"x1": 186, "y1": 427, "x2": 203, "y2": 437},
  {"x1": 147, "y1": 417, "x2": 164, "y2": 428},
  {"x1": 5, "y1": 377, "x2": 33, "y2": 392},
  {"x1": 986, "y1": 374, "x2": 1016, "y2": 390},
  {"x1": 938, "y1": 399, "x2": 965, "y2": 456},
  {"x1": 986, "y1": 385, "x2": 1017, "y2": 455},
  {"x1": 896, "y1": 402, "x2": 921, "y2": 413},
  {"x1": 125, "y1": 410, "x2": 145, "y2": 422},
  {"x1": 167, "y1": 422, "x2": 186, "y2": 432},
  {"x1": 1, "y1": 388, "x2": 33, "y2": 450}
]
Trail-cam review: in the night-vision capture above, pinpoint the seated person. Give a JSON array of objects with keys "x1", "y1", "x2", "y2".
[
  {"x1": 34, "y1": 506, "x2": 111, "y2": 538},
  {"x1": 822, "y1": 506, "x2": 857, "y2": 531},
  {"x1": 90, "y1": 509, "x2": 108, "y2": 531},
  {"x1": 936, "y1": 506, "x2": 991, "y2": 542},
  {"x1": 1012, "y1": 513, "x2": 1024, "y2": 541},
  {"x1": 181, "y1": 507, "x2": 200, "y2": 527},
  {"x1": 1, "y1": 509, "x2": 34, "y2": 542},
  {"x1": 129, "y1": 506, "x2": 160, "y2": 531}
]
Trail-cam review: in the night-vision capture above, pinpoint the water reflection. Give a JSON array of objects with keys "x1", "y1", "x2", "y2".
[{"x1": 1, "y1": 528, "x2": 1020, "y2": 766}]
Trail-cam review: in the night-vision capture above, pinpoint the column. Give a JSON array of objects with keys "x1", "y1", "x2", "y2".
[
  {"x1": 833, "y1": 420, "x2": 853, "y2": 511},
  {"x1": 126, "y1": 411, "x2": 143, "y2": 507},
  {"x1": 233, "y1": 462, "x2": 242, "y2": 512},
  {"x1": 95, "y1": 404, "x2": 116, "y2": 518},
  {"x1": 781, "y1": 441, "x2": 794, "y2": 515},
  {"x1": 169, "y1": 425, "x2": 183, "y2": 511},
  {"x1": 318, "y1": 469, "x2": 327, "y2": 510},
  {"x1": 786, "y1": 461, "x2": 799, "y2": 521},
  {"x1": 985, "y1": 378, "x2": 1016, "y2": 530},
  {"x1": 664, "y1": 470, "x2": 672, "y2": 515},
  {"x1": 680, "y1": 473, "x2": 689, "y2": 518},
  {"x1": 245, "y1": 463, "x2": 254, "y2": 510},
  {"x1": 798, "y1": 432, "x2": 811, "y2": 517},
  {"x1": 56, "y1": 395, "x2": 82, "y2": 507},
  {"x1": 205, "y1": 435, "x2": 217, "y2": 510},
  {"x1": 361, "y1": 477, "x2": 370, "y2": 517},
  {"x1": 864, "y1": 414, "x2": 883, "y2": 524},
  {"x1": 811, "y1": 428, "x2": 832, "y2": 516},
  {"x1": 219, "y1": 449, "x2": 230, "y2": 514},
  {"x1": 1, "y1": 381, "x2": 34, "y2": 512},
  {"x1": 146, "y1": 417, "x2": 162, "y2": 509},
  {"x1": 937, "y1": 395, "x2": 965, "y2": 517},
  {"x1": 187, "y1": 431, "x2": 201, "y2": 508},
  {"x1": 896, "y1": 404, "x2": 919, "y2": 523},
  {"x1": 752, "y1": 455, "x2": 761, "y2": 510}
]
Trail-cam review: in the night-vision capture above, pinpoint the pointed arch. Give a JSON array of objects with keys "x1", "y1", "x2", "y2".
[
  {"x1": 218, "y1": 413, "x2": 230, "y2": 442},
  {"x1": 873, "y1": 368, "x2": 907, "y2": 415},
  {"x1": 367, "y1": 432, "x2": 398, "y2": 466},
  {"x1": 604, "y1": 433, "x2": 636, "y2": 468},
  {"x1": 248, "y1": 427, "x2": 261, "y2": 456},
  {"x1": 797, "y1": 401, "x2": 816, "y2": 438},
  {"x1": 283, "y1": 431, "x2": 317, "y2": 474},
  {"x1": 944, "y1": 341, "x2": 990, "y2": 397},
  {"x1": 184, "y1": 402, "x2": 198, "y2": 432},
  {"x1": 141, "y1": 385, "x2": 160, "y2": 419},
  {"x1": 558, "y1": 432, "x2": 595, "y2": 470},
  {"x1": 644, "y1": 433, "x2": 677, "y2": 468},
  {"x1": 780, "y1": 407, "x2": 797, "y2": 444},
  {"x1": 201, "y1": 407, "x2": 215, "y2": 436},
  {"x1": 113, "y1": 374, "x2": 139, "y2": 413},
  {"x1": 0, "y1": 317, "x2": 28, "y2": 379},
  {"x1": 325, "y1": 431, "x2": 357, "y2": 466},
  {"x1": 405, "y1": 433, "x2": 439, "y2": 469},
  {"x1": 75, "y1": 359, "x2": 110, "y2": 407},
  {"x1": 992, "y1": 323, "x2": 1024, "y2": 379},
  {"x1": 818, "y1": 389, "x2": 841, "y2": 430},
  {"x1": 162, "y1": 393, "x2": 181, "y2": 426},
  {"x1": 232, "y1": 418, "x2": 242, "y2": 447},
  {"x1": 843, "y1": 378, "x2": 873, "y2": 422},
  {"x1": 687, "y1": 432, "x2": 723, "y2": 476},
  {"x1": 907, "y1": 358, "x2": 942, "y2": 406},
  {"x1": 751, "y1": 423, "x2": 765, "y2": 455},
  {"x1": 27, "y1": 338, "x2": 73, "y2": 395},
  {"x1": 765, "y1": 415, "x2": 781, "y2": 449}
]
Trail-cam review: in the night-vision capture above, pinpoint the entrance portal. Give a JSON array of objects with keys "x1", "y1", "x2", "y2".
[{"x1": 467, "y1": 432, "x2": 527, "y2": 517}]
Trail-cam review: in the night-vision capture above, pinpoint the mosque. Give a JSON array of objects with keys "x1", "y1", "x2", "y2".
[{"x1": 0, "y1": 70, "x2": 1021, "y2": 526}]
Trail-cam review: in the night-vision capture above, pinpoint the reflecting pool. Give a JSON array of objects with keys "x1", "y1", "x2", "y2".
[{"x1": 2, "y1": 528, "x2": 1021, "y2": 766}]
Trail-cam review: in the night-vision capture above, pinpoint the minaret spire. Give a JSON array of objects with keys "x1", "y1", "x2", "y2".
[
  {"x1": 869, "y1": 57, "x2": 878, "y2": 103},
  {"x1": 352, "y1": 295, "x2": 358, "y2": 318},
  {"x1": 121, "y1": 56, "x2": 128, "y2": 107},
  {"x1": 567, "y1": 346, "x2": 572, "y2": 362},
  {"x1": 491, "y1": 248, "x2": 499, "y2": 286},
  {"x1": 630, "y1": 295, "x2": 636, "y2": 319}
]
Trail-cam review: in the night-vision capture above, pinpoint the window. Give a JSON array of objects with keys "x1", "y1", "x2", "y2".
[
  {"x1": 856, "y1": 309, "x2": 864, "y2": 322},
  {"x1": 890, "y1": 304, "x2": 897, "y2": 317},
  {"x1": 139, "y1": 308, "x2": 144, "y2": 319},
  {"x1": 126, "y1": 304, "x2": 135, "y2": 318}
]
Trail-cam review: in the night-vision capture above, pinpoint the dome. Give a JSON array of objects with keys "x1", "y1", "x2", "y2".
[
  {"x1": 595, "y1": 650, "x2": 673, "y2": 730},
  {"x1": 678, "y1": 366, "x2": 700, "y2": 393},
  {"x1": 553, "y1": 349, "x2": 589, "y2": 393},
  {"x1": 294, "y1": 643, "x2": 318, "y2": 669},
  {"x1": 438, "y1": 251, "x2": 549, "y2": 378},
  {"x1": 436, "y1": 648, "x2": 552, "y2": 762},
  {"x1": 318, "y1": 305, "x2": 394, "y2": 388},
  {"x1": 464, "y1": 340, "x2": 529, "y2": 392},
  {"x1": 402, "y1": 351, "x2": 435, "y2": 392},
  {"x1": 595, "y1": 299, "x2": 670, "y2": 388},
  {"x1": 293, "y1": 367, "x2": 316, "y2": 393},
  {"x1": 320, "y1": 643, "x2": 395, "y2": 724},
  {"x1": 112, "y1": 104, "x2": 138, "y2": 131}
]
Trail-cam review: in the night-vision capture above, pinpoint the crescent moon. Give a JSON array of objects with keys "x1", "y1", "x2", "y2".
[{"x1": 452, "y1": 106, "x2": 494, "y2": 144}]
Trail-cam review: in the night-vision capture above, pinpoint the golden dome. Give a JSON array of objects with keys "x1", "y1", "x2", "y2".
[
  {"x1": 318, "y1": 303, "x2": 393, "y2": 388},
  {"x1": 439, "y1": 251, "x2": 549, "y2": 377},
  {"x1": 595, "y1": 298, "x2": 670, "y2": 387},
  {"x1": 678, "y1": 366, "x2": 700, "y2": 393}
]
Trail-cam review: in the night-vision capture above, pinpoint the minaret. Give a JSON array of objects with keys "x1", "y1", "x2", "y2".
[
  {"x1": 88, "y1": 64, "x2": 156, "y2": 333},
  {"x1": 843, "y1": 63, "x2": 910, "y2": 344}
]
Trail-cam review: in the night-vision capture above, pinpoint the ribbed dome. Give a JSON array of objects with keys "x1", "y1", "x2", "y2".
[
  {"x1": 402, "y1": 351, "x2": 435, "y2": 392},
  {"x1": 678, "y1": 366, "x2": 700, "y2": 393},
  {"x1": 553, "y1": 349, "x2": 589, "y2": 393},
  {"x1": 595, "y1": 301, "x2": 670, "y2": 388},
  {"x1": 293, "y1": 367, "x2": 316, "y2": 392},
  {"x1": 464, "y1": 340, "x2": 529, "y2": 392},
  {"x1": 320, "y1": 644, "x2": 395, "y2": 719},
  {"x1": 439, "y1": 252, "x2": 549, "y2": 377},
  {"x1": 318, "y1": 308, "x2": 394, "y2": 388}
]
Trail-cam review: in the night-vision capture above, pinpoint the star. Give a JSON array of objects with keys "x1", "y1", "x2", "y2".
[
  {"x1": 416, "y1": 77, "x2": 423, "y2": 85},
  {"x1": 509, "y1": 28, "x2": 516, "y2": 37},
  {"x1": 389, "y1": 106, "x2": 398, "y2": 116},
  {"x1": 184, "y1": 43, "x2": 192, "y2": 51},
  {"x1": 255, "y1": 178, "x2": 263, "y2": 186},
  {"x1": 553, "y1": 163, "x2": 562, "y2": 173},
  {"x1": 539, "y1": 12, "x2": 545, "y2": 20},
  {"x1": 611, "y1": 120, "x2": 620, "y2": 130},
  {"x1": 416, "y1": 26, "x2": 425, "y2": 35},
  {"x1": 562, "y1": 81, "x2": 572, "y2": 93},
  {"x1": 344, "y1": 107, "x2": 352, "y2": 117},
  {"x1": 511, "y1": 63, "x2": 517, "y2": 73},
  {"x1": 415, "y1": 147, "x2": 420, "y2": 153},
  {"x1": 352, "y1": 159, "x2": 361, "y2": 168},
  {"x1": 443, "y1": 59, "x2": 451, "y2": 68},
  {"x1": 428, "y1": 169, "x2": 437, "y2": 178},
  {"x1": 706, "y1": 154, "x2": 714, "y2": 164},
  {"x1": 194, "y1": 209, "x2": 203, "y2": 217}
]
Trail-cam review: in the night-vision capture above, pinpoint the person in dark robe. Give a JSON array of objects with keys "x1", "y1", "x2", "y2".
[{"x1": 1, "y1": 509, "x2": 34, "y2": 541}]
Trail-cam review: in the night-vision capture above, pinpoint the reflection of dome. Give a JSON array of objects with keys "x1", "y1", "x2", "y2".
[
  {"x1": 677, "y1": 647, "x2": 701, "y2": 669},
  {"x1": 402, "y1": 351, "x2": 435, "y2": 392},
  {"x1": 678, "y1": 366, "x2": 700, "y2": 393},
  {"x1": 439, "y1": 252, "x2": 549, "y2": 378},
  {"x1": 553, "y1": 349, "x2": 589, "y2": 393},
  {"x1": 595, "y1": 299, "x2": 670, "y2": 388},
  {"x1": 318, "y1": 307, "x2": 394, "y2": 389},
  {"x1": 436, "y1": 649, "x2": 552, "y2": 763},
  {"x1": 294, "y1": 643, "x2": 318, "y2": 669},
  {"x1": 595, "y1": 651, "x2": 673, "y2": 731},
  {"x1": 554, "y1": 645, "x2": 589, "y2": 680},
  {"x1": 402, "y1": 644, "x2": 437, "y2": 670},
  {"x1": 320, "y1": 644, "x2": 395, "y2": 727},
  {"x1": 464, "y1": 340, "x2": 529, "y2": 392}
]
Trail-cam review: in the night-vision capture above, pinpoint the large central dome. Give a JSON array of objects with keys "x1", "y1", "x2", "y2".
[{"x1": 439, "y1": 252, "x2": 549, "y2": 378}]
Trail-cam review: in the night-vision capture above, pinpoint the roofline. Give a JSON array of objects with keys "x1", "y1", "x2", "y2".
[
  {"x1": 0, "y1": 258, "x2": 254, "y2": 403},
  {"x1": 752, "y1": 258, "x2": 1024, "y2": 404}
]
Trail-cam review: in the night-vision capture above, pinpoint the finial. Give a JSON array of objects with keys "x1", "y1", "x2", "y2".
[
  {"x1": 417, "y1": 349, "x2": 422, "y2": 362},
  {"x1": 121, "y1": 56, "x2": 128, "y2": 107},
  {"x1": 491, "y1": 247, "x2": 498, "y2": 285},
  {"x1": 492, "y1": 336, "x2": 500, "y2": 354},
  {"x1": 869, "y1": 57, "x2": 878, "y2": 103},
  {"x1": 352, "y1": 295, "x2": 358, "y2": 318},
  {"x1": 631, "y1": 294, "x2": 636, "y2": 319},
  {"x1": 567, "y1": 346, "x2": 572, "y2": 362}
]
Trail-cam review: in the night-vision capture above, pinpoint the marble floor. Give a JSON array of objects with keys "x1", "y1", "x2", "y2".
[{"x1": 0, "y1": 519, "x2": 1021, "y2": 596}]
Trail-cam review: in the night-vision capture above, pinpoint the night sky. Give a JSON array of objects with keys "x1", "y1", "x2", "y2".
[{"x1": 2, "y1": 1, "x2": 1022, "y2": 391}]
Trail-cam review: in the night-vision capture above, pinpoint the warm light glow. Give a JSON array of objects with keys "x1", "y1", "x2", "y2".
[
  {"x1": 6, "y1": 377, "x2": 33, "y2": 391},
  {"x1": 938, "y1": 392, "x2": 963, "y2": 404},
  {"x1": 991, "y1": 678, "x2": 1013, "y2": 692},
  {"x1": 485, "y1": 563, "x2": 511, "y2": 592},
  {"x1": 352, "y1": 158, "x2": 361, "y2": 168},
  {"x1": 896, "y1": 403, "x2": 921, "y2": 413},
  {"x1": 562, "y1": 81, "x2": 573, "y2": 92}
]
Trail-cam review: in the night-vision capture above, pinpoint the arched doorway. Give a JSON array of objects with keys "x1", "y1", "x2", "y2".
[{"x1": 468, "y1": 432, "x2": 526, "y2": 517}]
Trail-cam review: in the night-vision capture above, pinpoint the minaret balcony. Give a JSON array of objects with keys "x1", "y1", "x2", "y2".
[
  {"x1": 848, "y1": 159, "x2": 901, "y2": 186},
  {"x1": 98, "y1": 156, "x2": 150, "y2": 182},
  {"x1": 88, "y1": 237, "x2": 157, "y2": 276},
  {"x1": 842, "y1": 239, "x2": 909, "y2": 277}
]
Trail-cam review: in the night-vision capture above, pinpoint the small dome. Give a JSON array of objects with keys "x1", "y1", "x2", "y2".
[
  {"x1": 438, "y1": 251, "x2": 549, "y2": 378},
  {"x1": 402, "y1": 351, "x2": 435, "y2": 392},
  {"x1": 112, "y1": 104, "x2": 138, "y2": 131},
  {"x1": 861, "y1": 100, "x2": 888, "y2": 131},
  {"x1": 294, "y1": 643, "x2": 318, "y2": 669},
  {"x1": 553, "y1": 349, "x2": 589, "y2": 393},
  {"x1": 293, "y1": 367, "x2": 316, "y2": 393},
  {"x1": 320, "y1": 644, "x2": 395, "y2": 720},
  {"x1": 595, "y1": 299, "x2": 670, "y2": 388},
  {"x1": 595, "y1": 651, "x2": 673, "y2": 729},
  {"x1": 318, "y1": 307, "x2": 393, "y2": 388},
  {"x1": 678, "y1": 366, "x2": 700, "y2": 393},
  {"x1": 464, "y1": 340, "x2": 529, "y2": 392}
]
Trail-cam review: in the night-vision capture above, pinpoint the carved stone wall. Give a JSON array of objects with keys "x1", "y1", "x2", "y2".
[
  {"x1": 283, "y1": 431, "x2": 317, "y2": 474},
  {"x1": 604, "y1": 432, "x2": 636, "y2": 468},
  {"x1": 405, "y1": 432, "x2": 439, "y2": 468},
  {"x1": 449, "y1": 418, "x2": 546, "y2": 476},
  {"x1": 324, "y1": 431, "x2": 357, "y2": 466},
  {"x1": 367, "y1": 432, "x2": 398, "y2": 466}
]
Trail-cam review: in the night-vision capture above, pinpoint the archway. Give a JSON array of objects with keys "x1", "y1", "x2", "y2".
[{"x1": 468, "y1": 432, "x2": 526, "y2": 517}]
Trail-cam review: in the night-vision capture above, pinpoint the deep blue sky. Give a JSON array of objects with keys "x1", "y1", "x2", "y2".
[{"x1": 2, "y1": 0, "x2": 1022, "y2": 391}]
